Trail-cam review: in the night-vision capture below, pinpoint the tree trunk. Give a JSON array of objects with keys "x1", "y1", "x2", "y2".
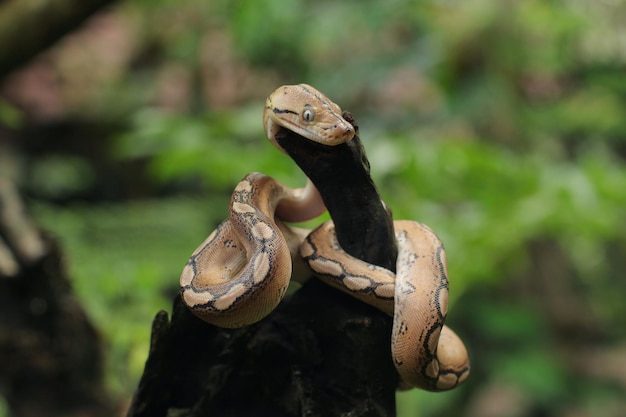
[{"x1": 127, "y1": 114, "x2": 399, "y2": 417}]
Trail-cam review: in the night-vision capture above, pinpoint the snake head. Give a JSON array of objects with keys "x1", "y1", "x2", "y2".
[{"x1": 264, "y1": 84, "x2": 355, "y2": 151}]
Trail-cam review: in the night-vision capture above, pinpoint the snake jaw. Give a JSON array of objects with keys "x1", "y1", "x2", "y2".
[{"x1": 264, "y1": 84, "x2": 355, "y2": 150}]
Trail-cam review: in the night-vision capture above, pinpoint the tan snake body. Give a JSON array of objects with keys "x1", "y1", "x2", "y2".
[
  {"x1": 180, "y1": 173, "x2": 322, "y2": 328},
  {"x1": 301, "y1": 221, "x2": 469, "y2": 390},
  {"x1": 180, "y1": 84, "x2": 470, "y2": 391}
]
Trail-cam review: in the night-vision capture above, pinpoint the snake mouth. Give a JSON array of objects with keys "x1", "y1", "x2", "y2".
[
  {"x1": 293, "y1": 120, "x2": 355, "y2": 146},
  {"x1": 268, "y1": 114, "x2": 354, "y2": 147},
  {"x1": 324, "y1": 123, "x2": 355, "y2": 144}
]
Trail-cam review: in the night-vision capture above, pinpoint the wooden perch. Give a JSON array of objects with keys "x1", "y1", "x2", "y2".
[
  {"x1": 275, "y1": 112, "x2": 397, "y2": 270},
  {"x1": 128, "y1": 114, "x2": 400, "y2": 417}
]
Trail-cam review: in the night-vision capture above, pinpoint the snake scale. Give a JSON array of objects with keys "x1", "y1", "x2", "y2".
[{"x1": 180, "y1": 84, "x2": 470, "y2": 391}]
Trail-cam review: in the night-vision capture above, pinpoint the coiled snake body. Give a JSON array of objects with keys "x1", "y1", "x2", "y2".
[{"x1": 180, "y1": 84, "x2": 470, "y2": 391}]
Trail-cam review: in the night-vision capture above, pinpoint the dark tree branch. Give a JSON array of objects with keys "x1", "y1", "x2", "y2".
[
  {"x1": 275, "y1": 111, "x2": 397, "y2": 270},
  {"x1": 0, "y1": 0, "x2": 120, "y2": 80},
  {"x1": 128, "y1": 115, "x2": 399, "y2": 417}
]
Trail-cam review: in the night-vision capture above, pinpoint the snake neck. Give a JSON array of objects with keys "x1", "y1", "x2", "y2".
[{"x1": 275, "y1": 178, "x2": 326, "y2": 223}]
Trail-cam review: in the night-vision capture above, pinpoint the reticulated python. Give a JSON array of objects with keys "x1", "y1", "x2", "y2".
[{"x1": 180, "y1": 84, "x2": 470, "y2": 391}]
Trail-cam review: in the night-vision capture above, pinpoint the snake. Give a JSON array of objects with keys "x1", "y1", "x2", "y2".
[{"x1": 179, "y1": 83, "x2": 470, "y2": 391}]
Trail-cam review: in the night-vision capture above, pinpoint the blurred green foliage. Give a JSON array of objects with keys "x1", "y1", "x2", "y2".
[
  {"x1": 34, "y1": 197, "x2": 227, "y2": 393},
  {"x1": 17, "y1": 0, "x2": 626, "y2": 415}
]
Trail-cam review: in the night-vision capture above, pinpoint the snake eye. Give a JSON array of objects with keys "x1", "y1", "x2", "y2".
[{"x1": 302, "y1": 109, "x2": 316, "y2": 122}]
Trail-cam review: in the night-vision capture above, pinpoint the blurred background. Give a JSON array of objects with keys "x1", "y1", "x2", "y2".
[{"x1": 1, "y1": 0, "x2": 625, "y2": 416}]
